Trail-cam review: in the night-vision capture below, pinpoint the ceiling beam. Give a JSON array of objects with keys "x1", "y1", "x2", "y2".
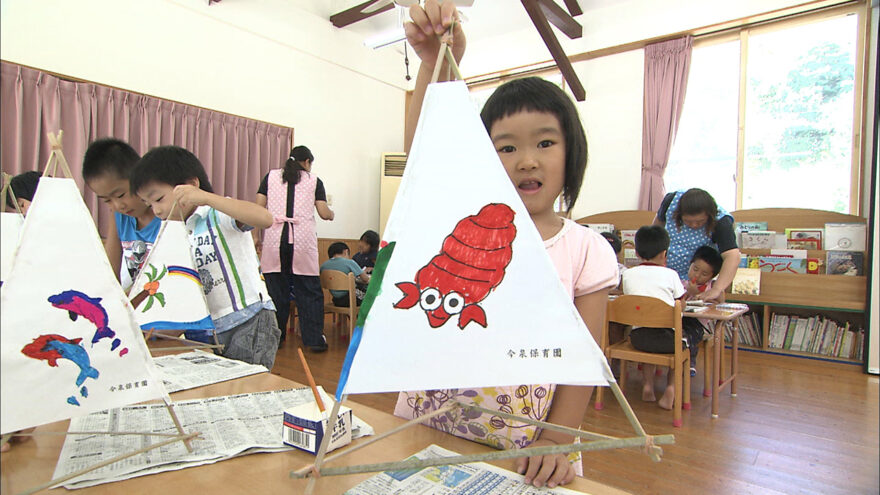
[
  {"x1": 521, "y1": 0, "x2": 586, "y2": 101},
  {"x1": 330, "y1": 1, "x2": 395, "y2": 29},
  {"x1": 537, "y1": 0, "x2": 582, "y2": 39},
  {"x1": 562, "y1": 0, "x2": 582, "y2": 17}
]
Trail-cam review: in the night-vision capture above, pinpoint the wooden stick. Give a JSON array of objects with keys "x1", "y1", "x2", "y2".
[
  {"x1": 18, "y1": 432, "x2": 199, "y2": 495},
  {"x1": 444, "y1": 46, "x2": 464, "y2": 80},
  {"x1": 297, "y1": 348, "x2": 325, "y2": 412},
  {"x1": 291, "y1": 403, "x2": 458, "y2": 479},
  {"x1": 0, "y1": 433, "x2": 11, "y2": 450},
  {"x1": 430, "y1": 38, "x2": 450, "y2": 84},
  {"x1": 146, "y1": 331, "x2": 224, "y2": 348},
  {"x1": 607, "y1": 380, "x2": 663, "y2": 461},
  {"x1": 162, "y1": 399, "x2": 193, "y2": 453},
  {"x1": 304, "y1": 395, "x2": 345, "y2": 495},
  {"x1": 2, "y1": 172, "x2": 24, "y2": 217},
  {"x1": 458, "y1": 401, "x2": 619, "y2": 443},
  {"x1": 293, "y1": 433, "x2": 674, "y2": 479},
  {"x1": 148, "y1": 345, "x2": 224, "y2": 352},
  {"x1": 8, "y1": 430, "x2": 182, "y2": 438}
]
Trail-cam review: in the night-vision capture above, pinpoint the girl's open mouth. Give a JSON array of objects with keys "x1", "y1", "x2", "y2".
[{"x1": 518, "y1": 179, "x2": 542, "y2": 194}]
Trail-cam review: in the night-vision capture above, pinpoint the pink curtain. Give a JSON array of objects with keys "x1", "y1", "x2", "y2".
[
  {"x1": 639, "y1": 36, "x2": 693, "y2": 210},
  {"x1": 0, "y1": 61, "x2": 292, "y2": 236}
]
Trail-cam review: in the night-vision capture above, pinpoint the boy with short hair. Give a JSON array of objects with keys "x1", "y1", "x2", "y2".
[
  {"x1": 621, "y1": 225, "x2": 686, "y2": 410},
  {"x1": 320, "y1": 242, "x2": 370, "y2": 307},
  {"x1": 82, "y1": 139, "x2": 160, "y2": 292},
  {"x1": 683, "y1": 245, "x2": 725, "y2": 375},
  {"x1": 5, "y1": 171, "x2": 41, "y2": 215}
]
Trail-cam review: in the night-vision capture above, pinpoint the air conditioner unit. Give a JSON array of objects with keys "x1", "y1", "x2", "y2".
[{"x1": 379, "y1": 152, "x2": 407, "y2": 239}]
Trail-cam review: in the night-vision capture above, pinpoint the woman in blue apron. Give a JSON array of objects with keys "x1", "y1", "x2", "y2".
[{"x1": 653, "y1": 188, "x2": 740, "y2": 302}]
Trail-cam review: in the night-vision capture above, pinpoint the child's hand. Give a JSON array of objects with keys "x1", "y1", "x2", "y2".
[
  {"x1": 514, "y1": 438, "x2": 576, "y2": 488},
  {"x1": 404, "y1": 0, "x2": 466, "y2": 69},
  {"x1": 172, "y1": 184, "x2": 211, "y2": 212}
]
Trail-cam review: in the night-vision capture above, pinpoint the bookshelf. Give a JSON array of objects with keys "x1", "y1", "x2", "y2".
[{"x1": 576, "y1": 208, "x2": 869, "y2": 365}]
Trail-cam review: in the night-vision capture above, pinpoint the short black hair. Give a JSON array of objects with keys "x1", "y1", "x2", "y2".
[
  {"x1": 82, "y1": 138, "x2": 140, "y2": 182},
  {"x1": 634, "y1": 225, "x2": 669, "y2": 260},
  {"x1": 675, "y1": 188, "x2": 718, "y2": 233},
  {"x1": 359, "y1": 230, "x2": 379, "y2": 251},
  {"x1": 6, "y1": 171, "x2": 41, "y2": 207},
  {"x1": 130, "y1": 146, "x2": 214, "y2": 195},
  {"x1": 480, "y1": 77, "x2": 587, "y2": 212},
  {"x1": 691, "y1": 245, "x2": 723, "y2": 276},
  {"x1": 600, "y1": 231, "x2": 622, "y2": 254},
  {"x1": 328, "y1": 242, "x2": 349, "y2": 258}
]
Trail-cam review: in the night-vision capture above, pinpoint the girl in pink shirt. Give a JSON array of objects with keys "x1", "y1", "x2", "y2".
[{"x1": 395, "y1": 2, "x2": 618, "y2": 488}]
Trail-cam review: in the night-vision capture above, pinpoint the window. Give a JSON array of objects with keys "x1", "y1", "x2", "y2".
[{"x1": 666, "y1": 9, "x2": 863, "y2": 213}]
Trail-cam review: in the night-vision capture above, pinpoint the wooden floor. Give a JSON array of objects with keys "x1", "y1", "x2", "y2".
[{"x1": 272, "y1": 323, "x2": 880, "y2": 495}]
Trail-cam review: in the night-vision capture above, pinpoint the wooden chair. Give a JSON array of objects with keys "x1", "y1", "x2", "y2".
[
  {"x1": 594, "y1": 296, "x2": 691, "y2": 427},
  {"x1": 319, "y1": 270, "x2": 359, "y2": 340}
]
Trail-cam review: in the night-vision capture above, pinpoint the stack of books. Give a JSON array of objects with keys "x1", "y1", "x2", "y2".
[{"x1": 767, "y1": 313, "x2": 864, "y2": 360}]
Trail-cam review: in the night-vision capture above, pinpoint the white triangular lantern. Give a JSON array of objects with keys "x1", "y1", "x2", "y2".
[
  {"x1": 339, "y1": 81, "x2": 612, "y2": 396},
  {"x1": 1, "y1": 177, "x2": 168, "y2": 434},
  {"x1": 1, "y1": 211, "x2": 24, "y2": 283},
  {"x1": 130, "y1": 220, "x2": 215, "y2": 334}
]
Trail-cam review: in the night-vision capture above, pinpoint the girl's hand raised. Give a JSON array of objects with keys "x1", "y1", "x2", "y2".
[{"x1": 404, "y1": 0, "x2": 466, "y2": 68}]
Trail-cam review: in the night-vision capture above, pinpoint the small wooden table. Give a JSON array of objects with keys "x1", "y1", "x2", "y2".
[
  {"x1": 1, "y1": 373, "x2": 631, "y2": 494},
  {"x1": 682, "y1": 304, "x2": 749, "y2": 418}
]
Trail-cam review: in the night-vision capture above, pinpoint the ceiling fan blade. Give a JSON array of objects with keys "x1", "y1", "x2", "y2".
[
  {"x1": 330, "y1": 0, "x2": 395, "y2": 28},
  {"x1": 361, "y1": 0, "x2": 394, "y2": 14}
]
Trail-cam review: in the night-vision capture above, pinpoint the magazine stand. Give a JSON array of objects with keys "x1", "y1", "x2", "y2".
[
  {"x1": 290, "y1": 31, "x2": 674, "y2": 494},
  {"x1": 1, "y1": 132, "x2": 198, "y2": 495}
]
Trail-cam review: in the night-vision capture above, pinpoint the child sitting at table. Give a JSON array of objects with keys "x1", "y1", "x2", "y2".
[
  {"x1": 621, "y1": 225, "x2": 686, "y2": 410},
  {"x1": 320, "y1": 242, "x2": 370, "y2": 307},
  {"x1": 682, "y1": 245, "x2": 725, "y2": 376}
]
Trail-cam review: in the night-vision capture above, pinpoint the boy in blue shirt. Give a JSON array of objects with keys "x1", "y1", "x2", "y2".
[{"x1": 320, "y1": 242, "x2": 370, "y2": 307}]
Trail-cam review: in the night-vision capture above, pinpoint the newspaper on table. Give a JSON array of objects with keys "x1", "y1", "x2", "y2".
[
  {"x1": 152, "y1": 350, "x2": 268, "y2": 393},
  {"x1": 53, "y1": 387, "x2": 373, "y2": 489},
  {"x1": 345, "y1": 444, "x2": 589, "y2": 495}
]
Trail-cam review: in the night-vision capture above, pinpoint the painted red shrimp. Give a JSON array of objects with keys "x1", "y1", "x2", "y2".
[{"x1": 394, "y1": 203, "x2": 516, "y2": 329}]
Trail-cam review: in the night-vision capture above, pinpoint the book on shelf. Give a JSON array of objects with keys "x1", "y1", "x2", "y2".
[
  {"x1": 826, "y1": 251, "x2": 864, "y2": 276},
  {"x1": 741, "y1": 231, "x2": 776, "y2": 249},
  {"x1": 768, "y1": 313, "x2": 864, "y2": 360},
  {"x1": 734, "y1": 221, "x2": 768, "y2": 246},
  {"x1": 806, "y1": 258, "x2": 821, "y2": 274},
  {"x1": 620, "y1": 230, "x2": 639, "y2": 267},
  {"x1": 584, "y1": 223, "x2": 615, "y2": 235},
  {"x1": 753, "y1": 256, "x2": 808, "y2": 274},
  {"x1": 723, "y1": 312, "x2": 762, "y2": 347},
  {"x1": 785, "y1": 228, "x2": 823, "y2": 249},
  {"x1": 824, "y1": 223, "x2": 866, "y2": 251},
  {"x1": 732, "y1": 268, "x2": 761, "y2": 295},
  {"x1": 770, "y1": 249, "x2": 807, "y2": 259}
]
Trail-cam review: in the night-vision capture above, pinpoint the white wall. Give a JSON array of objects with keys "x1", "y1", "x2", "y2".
[{"x1": 0, "y1": 0, "x2": 407, "y2": 239}]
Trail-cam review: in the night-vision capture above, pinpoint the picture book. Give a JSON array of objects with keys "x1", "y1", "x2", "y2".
[
  {"x1": 734, "y1": 221, "x2": 768, "y2": 245},
  {"x1": 770, "y1": 249, "x2": 807, "y2": 259},
  {"x1": 785, "y1": 228, "x2": 823, "y2": 249},
  {"x1": 786, "y1": 239, "x2": 820, "y2": 250},
  {"x1": 824, "y1": 223, "x2": 866, "y2": 251},
  {"x1": 620, "y1": 230, "x2": 638, "y2": 267},
  {"x1": 825, "y1": 251, "x2": 864, "y2": 276},
  {"x1": 584, "y1": 223, "x2": 615, "y2": 235},
  {"x1": 731, "y1": 268, "x2": 761, "y2": 295},
  {"x1": 755, "y1": 256, "x2": 807, "y2": 274},
  {"x1": 806, "y1": 258, "x2": 821, "y2": 274},
  {"x1": 741, "y1": 231, "x2": 775, "y2": 249}
]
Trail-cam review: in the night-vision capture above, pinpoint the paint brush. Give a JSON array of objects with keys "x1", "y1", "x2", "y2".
[{"x1": 297, "y1": 347, "x2": 326, "y2": 412}]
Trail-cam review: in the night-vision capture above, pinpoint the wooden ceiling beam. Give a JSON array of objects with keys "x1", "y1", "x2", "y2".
[
  {"x1": 537, "y1": 0, "x2": 582, "y2": 39},
  {"x1": 330, "y1": 1, "x2": 395, "y2": 28},
  {"x1": 521, "y1": 0, "x2": 586, "y2": 101},
  {"x1": 562, "y1": 0, "x2": 582, "y2": 17}
]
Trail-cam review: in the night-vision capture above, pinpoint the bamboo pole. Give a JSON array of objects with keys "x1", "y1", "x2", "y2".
[
  {"x1": 162, "y1": 399, "x2": 193, "y2": 453},
  {"x1": 18, "y1": 432, "x2": 199, "y2": 495},
  {"x1": 607, "y1": 381, "x2": 663, "y2": 461},
  {"x1": 291, "y1": 403, "x2": 458, "y2": 479},
  {"x1": 303, "y1": 395, "x2": 345, "y2": 495},
  {"x1": 293, "y1": 433, "x2": 674, "y2": 479},
  {"x1": 8, "y1": 430, "x2": 182, "y2": 438}
]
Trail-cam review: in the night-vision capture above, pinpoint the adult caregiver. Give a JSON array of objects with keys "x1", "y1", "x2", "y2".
[
  {"x1": 256, "y1": 146, "x2": 334, "y2": 352},
  {"x1": 653, "y1": 188, "x2": 740, "y2": 302}
]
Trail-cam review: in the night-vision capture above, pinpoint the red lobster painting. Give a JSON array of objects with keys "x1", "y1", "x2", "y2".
[{"x1": 394, "y1": 203, "x2": 516, "y2": 329}]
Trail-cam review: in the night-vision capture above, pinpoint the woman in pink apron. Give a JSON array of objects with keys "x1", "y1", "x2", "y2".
[{"x1": 256, "y1": 146, "x2": 334, "y2": 351}]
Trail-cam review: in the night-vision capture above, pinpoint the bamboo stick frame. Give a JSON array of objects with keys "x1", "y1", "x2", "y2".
[{"x1": 2, "y1": 172, "x2": 25, "y2": 217}]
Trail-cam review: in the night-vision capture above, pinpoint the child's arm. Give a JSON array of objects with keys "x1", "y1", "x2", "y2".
[
  {"x1": 174, "y1": 185, "x2": 272, "y2": 230},
  {"x1": 104, "y1": 218, "x2": 122, "y2": 283},
  {"x1": 514, "y1": 288, "x2": 609, "y2": 488},
  {"x1": 403, "y1": 0, "x2": 466, "y2": 153},
  {"x1": 253, "y1": 193, "x2": 268, "y2": 257}
]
